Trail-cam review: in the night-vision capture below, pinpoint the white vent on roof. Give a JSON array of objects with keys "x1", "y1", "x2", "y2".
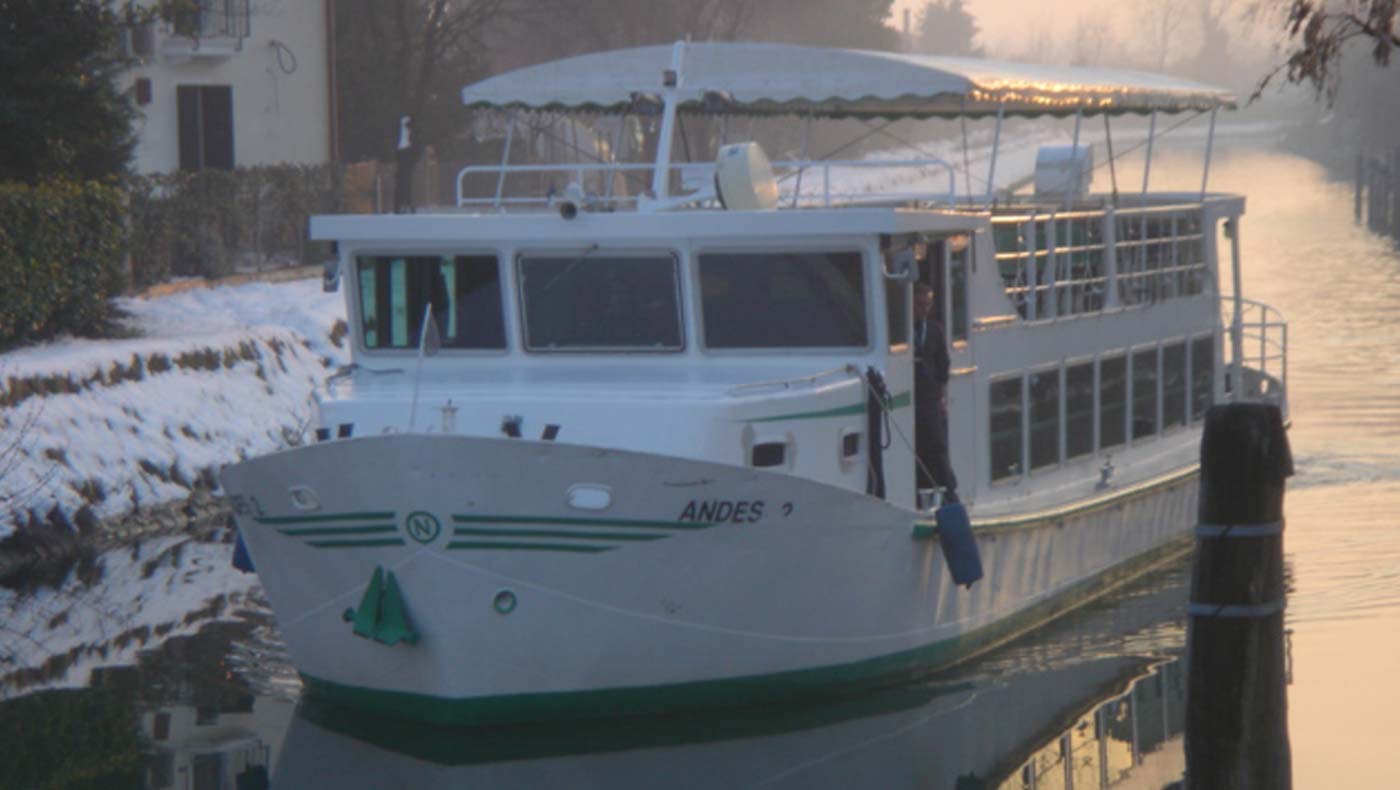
[
  {"x1": 1034, "y1": 145, "x2": 1094, "y2": 201},
  {"x1": 714, "y1": 142, "x2": 779, "y2": 211}
]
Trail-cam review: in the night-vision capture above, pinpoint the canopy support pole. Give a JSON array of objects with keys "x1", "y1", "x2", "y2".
[
  {"x1": 1103, "y1": 114, "x2": 1120, "y2": 206},
  {"x1": 793, "y1": 114, "x2": 812, "y2": 207},
  {"x1": 1141, "y1": 110, "x2": 1157, "y2": 195},
  {"x1": 1068, "y1": 108, "x2": 1083, "y2": 208},
  {"x1": 492, "y1": 113, "x2": 516, "y2": 212},
  {"x1": 1137, "y1": 110, "x2": 1157, "y2": 280},
  {"x1": 960, "y1": 97, "x2": 973, "y2": 204},
  {"x1": 986, "y1": 104, "x2": 1004, "y2": 204},
  {"x1": 1200, "y1": 107, "x2": 1218, "y2": 199},
  {"x1": 650, "y1": 41, "x2": 687, "y2": 202}
]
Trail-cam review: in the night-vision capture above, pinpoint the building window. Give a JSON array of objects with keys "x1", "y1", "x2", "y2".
[
  {"x1": 1191, "y1": 334, "x2": 1215, "y2": 421},
  {"x1": 1029, "y1": 368, "x2": 1060, "y2": 470},
  {"x1": 1065, "y1": 361, "x2": 1095, "y2": 459},
  {"x1": 1162, "y1": 342, "x2": 1188, "y2": 431},
  {"x1": 1132, "y1": 347, "x2": 1159, "y2": 440},
  {"x1": 990, "y1": 376, "x2": 1024, "y2": 481},
  {"x1": 1099, "y1": 355, "x2": 1127, "y2": 450},
  {"x1": 177, "y1": 85, "x2": 233, "y2": 171}
]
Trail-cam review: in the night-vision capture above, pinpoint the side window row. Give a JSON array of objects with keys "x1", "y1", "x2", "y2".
[
  {"x1": 989, "y1": 335, "x2": 1215, "y2": 482},
  {"x1": 355, "y1": 251, "x2": 870, "y2": 352}
]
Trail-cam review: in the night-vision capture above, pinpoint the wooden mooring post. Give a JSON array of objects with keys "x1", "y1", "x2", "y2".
[
  {"x1": 1358, "y1": 147, "x2": 1400, "y2": 240},
  {"x1": 1355, "y1": 152, "x2": 1364, "y2": 224},
  {"x1": 1185, "y1": 403, "x2": 1294, "y2": 790},
  {"x1": 1389, "y1": 147, "x2": 1400, "y2": 238}
]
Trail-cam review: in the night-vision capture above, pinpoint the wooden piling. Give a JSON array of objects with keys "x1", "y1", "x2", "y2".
[
  {"x1": 1369, "y1": 159, "x2": 1387, "y2": 235},
  {"x1": 1185, "y1": 403, "x2": 1294, "y2": 790},
  {"x1": 1355, "y1": 151, "x2": 1364, "y2": 224},
  {"x1": 1390, "y1": 148, "x2": 1400, "y2": 243}
]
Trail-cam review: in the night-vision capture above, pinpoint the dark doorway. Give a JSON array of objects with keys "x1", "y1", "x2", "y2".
[{"x1": 177, "y1": 85, "x2": 234, "y2": 171}]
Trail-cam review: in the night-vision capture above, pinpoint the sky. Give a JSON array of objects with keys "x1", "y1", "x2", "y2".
[
  {"x1": 890, "y1": 0, "x2": 1059, "y2": 52},
  {"x1": 887, "y1": 0, "x2": 1280, "y2": 64}
]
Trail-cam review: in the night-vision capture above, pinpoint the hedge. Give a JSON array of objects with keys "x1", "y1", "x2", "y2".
[
  {"x1": 0, "y1": 180, "x2": 128, "y2": 349},
  {"x1": 126, "y1": 164, "x2": 346, "y2": 287}
]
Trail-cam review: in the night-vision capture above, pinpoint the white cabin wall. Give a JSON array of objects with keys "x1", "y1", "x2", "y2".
[{"x1": 329, "y1": 234, "x2": 903, "y2": 496}]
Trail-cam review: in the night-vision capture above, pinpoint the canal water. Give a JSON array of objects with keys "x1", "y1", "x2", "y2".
[{"x1": 2, "y1": 139, "x2": 1398, "y2": 788}]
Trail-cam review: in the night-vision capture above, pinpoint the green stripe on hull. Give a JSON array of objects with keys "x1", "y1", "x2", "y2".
[
  {"x1": 280, "y1": 525, "x2": 398, "y2": 537},
  {"x1": 452, "y1": 528, "x2": 667, "y2": 542},
  {"x1": 445, "y1": 541, "x2": 612, "y2": 553},
  {"x1": 306, "y1": 538, "x2": 406, "y2": 549},
  {"x1": 300, "y1": 536, "x2": 1190, "y2": 727},
  {"x1": 256, "y1": 511, "x2": 395, "y2": 525},
  {"x1": 451, "y1": 515, "x2": 714, "y2": 530},
  {"x1": 743, "y1": 391, "x2": 911, "y2": 423}
]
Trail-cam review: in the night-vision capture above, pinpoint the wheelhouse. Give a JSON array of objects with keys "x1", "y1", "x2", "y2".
[{"x1": 312, "y1": 41, "x2": 1288, "y2": 517}]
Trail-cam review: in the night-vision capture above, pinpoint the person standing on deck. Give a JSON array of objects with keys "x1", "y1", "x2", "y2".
[{"x1": 914, "y1": 282, "x2": 960, "y2": 503}]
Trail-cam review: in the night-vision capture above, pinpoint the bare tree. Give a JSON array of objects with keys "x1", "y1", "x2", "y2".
[
  {"x1": 333, "y1": 0, "x2": 520, "y2": 207},
  {"x1": 1138, "y1": 0, "x2": 1190, "y2": 69},
  {"x1": 912, "y1": 0, "x2": 985, "y2": 56},
  {"x1": 1069, "y1": 14, "x2": 1116, "y2": 66},
  {"x1": 1254, "y1": 0, "x2": 1399, "y2": 101}
]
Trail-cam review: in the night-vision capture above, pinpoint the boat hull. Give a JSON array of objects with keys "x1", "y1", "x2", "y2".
[{"x1": 221, "y1": 434, "x2": 1195, "y2": 725}]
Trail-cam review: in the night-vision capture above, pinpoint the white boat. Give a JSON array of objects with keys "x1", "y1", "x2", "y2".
[{"x1": 221, "y1": 42, "x2": 1288, "y2": 726}]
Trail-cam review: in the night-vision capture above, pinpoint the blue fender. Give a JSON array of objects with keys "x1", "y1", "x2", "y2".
[
  {"x1": 935, "y1": 502, "x2": 983, "y2": 588},
  {"x1": 232, "y1": 530, "x2": 255, "y2": 573}
]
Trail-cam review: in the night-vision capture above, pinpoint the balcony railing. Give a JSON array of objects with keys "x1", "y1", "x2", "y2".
[{"x1": 169, "y1": 0, "x2": 250, "y2": 40}]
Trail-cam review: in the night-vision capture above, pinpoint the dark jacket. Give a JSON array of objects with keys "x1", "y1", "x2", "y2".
[{"x1": 914, "y1": 318, "x2": 950, "y2": 412}]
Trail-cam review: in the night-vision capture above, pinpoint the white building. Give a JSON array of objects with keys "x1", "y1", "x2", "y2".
[{"x1": 118, "y1": 0, "x2": 334, "y2": 174}]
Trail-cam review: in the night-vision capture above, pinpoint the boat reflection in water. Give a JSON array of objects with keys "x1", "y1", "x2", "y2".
[{"x1": 273, "y1": 564, "x2": 1190, "y2": 789}]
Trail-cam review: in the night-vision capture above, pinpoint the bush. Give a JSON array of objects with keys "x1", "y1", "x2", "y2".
[
  {"x1": 126, "y1": 164, "x2": 346, "y2": 287},
  {"x1": 0, "y1": 180, "x2": 127, "y2": 349}
]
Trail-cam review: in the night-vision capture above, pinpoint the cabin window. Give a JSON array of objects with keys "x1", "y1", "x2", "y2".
[
  {"x1": 949, "y1": 235, "x2": 971, "y2": 342},
  {"x1": 1099, "y1": 355, "x2": 1127, "y2": 450},
  {"x1": 699, "y1": 251, "x2": 867, "y2": 348},
  {"x1": 1162, "y1": 341, "x2": 1188, "y2": 431},
  {"x1": 886, "y1": 279, "x2": 908, "y2": 349},
  {"x1": 1029, "y1": 368, "x2": 1060, "y2": 470},
  {"x1": 1132, "y1": 347, "x2": 1159, "y2": 440},
  {"x1": 356, "y1": 255, "x2": 505, "y2": 350},
  {"x1": 1190, "y1": 334, "x2": 1215, "y2": 421},
  {"x1": 990, "y1": 376, "x2": 1024, "y2": 481},
  {"x1": 1065, "y1": 361, "x2": 1095, "y2": 460},
  {"x1": 518, "y1": 253, "x2": 682, "y2": 352}
]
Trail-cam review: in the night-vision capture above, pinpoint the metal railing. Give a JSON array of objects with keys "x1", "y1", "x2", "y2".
[
  {"x1": 170, "y1": 0, "x2": 250, "y2": 39},
  {"x1": 991, "y1": 201, "x2": 1211, "y2": 321},
  {"x1": 455, "y1": 157, "x2": 958, "y2": 212},
  {"x1": 1222, "y1": 295, "x2": 1288, "y2": 407}
]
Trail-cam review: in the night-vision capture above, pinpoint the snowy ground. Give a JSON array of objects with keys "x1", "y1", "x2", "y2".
[{"x1": 0, "y1": 280, "x2": 349, "y2": 538}]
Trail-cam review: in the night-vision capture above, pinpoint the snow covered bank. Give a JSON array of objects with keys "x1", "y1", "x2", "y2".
[{"x1": 0, "y1": 279, "x2": 348, "y2": 540}]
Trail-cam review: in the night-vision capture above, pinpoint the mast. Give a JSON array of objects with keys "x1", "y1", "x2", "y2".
[{"x1": 650, "y1": 41, "x2": 688, "y2": 202}]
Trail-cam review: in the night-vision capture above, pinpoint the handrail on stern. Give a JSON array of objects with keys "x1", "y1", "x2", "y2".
[{"x1": 1221, "y1": 295, "x2": 1288, "y2": 411}]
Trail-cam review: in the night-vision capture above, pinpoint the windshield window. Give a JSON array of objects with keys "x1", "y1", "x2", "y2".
[
  {"x1": 518, "y1": 254, "x2": 683, "y2": 351},
  {"x1": 356, "y1": 255, "x2": 505, "y2": 350},
  {"x1": 698, "y1": 251, "x2": 867, "y2": 349}
]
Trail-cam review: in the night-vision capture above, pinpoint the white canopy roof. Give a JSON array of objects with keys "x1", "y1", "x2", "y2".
[{"x1": 462, "y1": 42, "x2": 1235, "y2": 119}]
